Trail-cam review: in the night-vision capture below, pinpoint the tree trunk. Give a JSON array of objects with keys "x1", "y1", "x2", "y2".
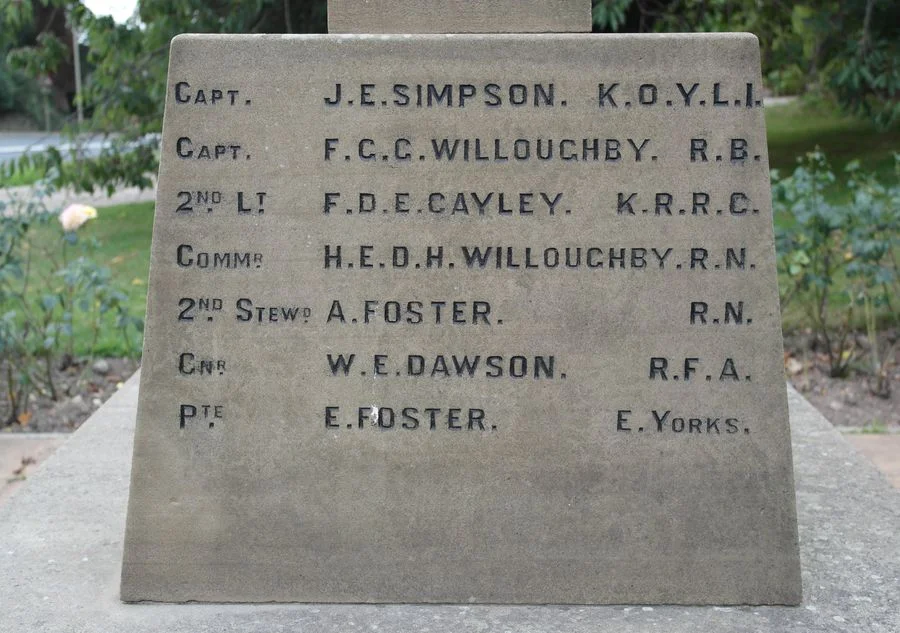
[
  {"x1": 284, "y1": 0, "x2": 293, "y2": 33},
  {"x1": 860, "y1": 0, "x2": 876, "y2": 55}
]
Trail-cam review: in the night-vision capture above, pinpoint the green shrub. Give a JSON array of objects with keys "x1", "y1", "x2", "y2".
[
  {"x1": 842, "y1": 157, "x2": 900, "y2": 394},
  {"x1": 767, "y1": 65, "x2": 806, "y2": 96},
  {"x1": 773, "y1": 151, "x2": 898, "y2": 389},
  {"x1": 0, "y1": 183, "x2": 143, "y2": 426}
]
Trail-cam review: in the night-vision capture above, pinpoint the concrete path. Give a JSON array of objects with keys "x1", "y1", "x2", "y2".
[
  {"x1": 0, "y1": 132, "x2": 110, "y2": 165},
  {"x1": 0, "y1": 434, "x2": 66, "y2": 505},
  {"x1": 1, "y1": 130, "x2": 157, "y2": 209},
  {"x1": 764, "y1": 96, "x2": 798, "y2": 107},
  {"x1": 1, "y1": 181, "x2": 157, "y2": 211},
  {"x1": 846, "y1": 435, "x2": 900, "y2": 489}
]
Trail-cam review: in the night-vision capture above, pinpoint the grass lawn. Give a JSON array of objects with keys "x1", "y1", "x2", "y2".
[
  {"x1": 766, "y1": 100, "x2": 899, "y2": 182},
  {"x1": 85, "y1": 200, "x2": 155, "y2": 342},
  {"x1": 0, "y1": 163, "x2": 46, "y2": 188},
  {"x1": 24, "y1": 201, "x2": 154, "y2": 357}
]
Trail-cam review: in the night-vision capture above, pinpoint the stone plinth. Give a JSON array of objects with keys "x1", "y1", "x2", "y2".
[
  {"x1": 328, "y1": 0, "x2": 592, "y2": 33},
  {"x1": 124, "y1": 33, "x2": 799, "y2": 605}
]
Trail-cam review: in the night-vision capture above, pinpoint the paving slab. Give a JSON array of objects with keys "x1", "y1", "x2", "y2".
[
  {"x1": 0, "y1": 434, "x2": 66, "y2": 505},
  {"x1": 846, "y1": 435, "x2": 900, "y2": 489},
  {"x1": 1, "y1": 181, "x2": 156, "y2": 211},
  {"x1": 0, "y1": 375, "x2": 897, "y2": 632}
]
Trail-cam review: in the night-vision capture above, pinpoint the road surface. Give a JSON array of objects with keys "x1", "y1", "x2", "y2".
[{"x1": 0, "y1": 132, "x2": 110, "y2": 165}]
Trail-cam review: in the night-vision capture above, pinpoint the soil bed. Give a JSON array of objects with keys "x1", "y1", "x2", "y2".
[
  {"x1": 784, "y1": 329, "x2": 899, "y2": 432},
  {"x1": 2, "y1": 358, "x2": 139, "y2": 433}
]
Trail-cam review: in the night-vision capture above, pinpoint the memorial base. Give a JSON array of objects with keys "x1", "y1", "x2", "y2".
[{"x1": 1, "y1": 374, "x2": 896, "y2": 632}]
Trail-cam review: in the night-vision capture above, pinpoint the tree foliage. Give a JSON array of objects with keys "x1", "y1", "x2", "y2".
[
  {"x1": 0, "y1": 3, "x2": 51, "y2": 123},
  {"x1": 591, "y1": 0, "x2": 899, "y2": 125},
  {"x1": 2, "y1": 0, "x2": 327, "y2": 192},
  {"x1": 1, "y1": 1, "x2": 896, "y2": 193}
]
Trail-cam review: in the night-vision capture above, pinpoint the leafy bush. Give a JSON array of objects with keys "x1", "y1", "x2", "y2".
[
  {"x1": 842, "y1": 158, "x2": 900, "y2": 394},
  {"x1": 767, "y1": 65, "x2": 807, "y2": 96},
  {"x1": 829, "y1": 33, "x2": 900, "y2": 128},
  {"x1": 773, "y1": 151, "x2": 898, "y2": 390},
  {"x1": 0, "y1": 182, "x2": 143, "y2": 426},
  {"x1": 592, "y1": 0, "x2": 632, "y2": 31}
]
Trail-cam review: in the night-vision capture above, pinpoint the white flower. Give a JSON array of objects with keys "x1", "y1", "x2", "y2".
[{"x1": 59, "y1": 204, "x2": 98, "y2": 232}]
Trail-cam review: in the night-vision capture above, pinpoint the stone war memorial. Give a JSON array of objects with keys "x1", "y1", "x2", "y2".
[
  {"x1": 5, "y1": 3, "x2": 900, "y2": 631},
  {"x1": 119, "y1": 0, "x2": 803, "y2": 605}
]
